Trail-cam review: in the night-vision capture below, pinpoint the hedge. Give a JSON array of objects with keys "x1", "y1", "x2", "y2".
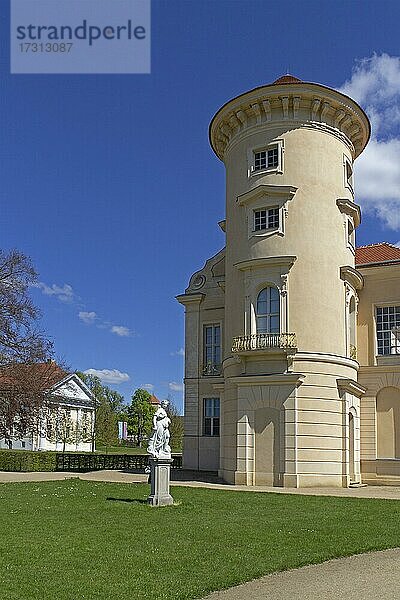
[
  {"x1": 0, "y1": 450, "x2": 57, "y2": 472},
  {"x1": 0, "y1": 450, "x2": 183, "y2": 472}
]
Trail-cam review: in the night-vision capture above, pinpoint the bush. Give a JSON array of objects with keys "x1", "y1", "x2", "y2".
[
  {"x1": 0, "y1": 450, "x2": 57, "y2": 472},
  {"x1": 0, "y1": 450, "x2": 183, "y2": 472}
]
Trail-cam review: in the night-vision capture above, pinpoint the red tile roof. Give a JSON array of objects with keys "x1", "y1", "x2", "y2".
[
  {"x1": 272, "y1": 74, "x2": 303, "y2": 85},
  {"x1": 0, "y1": 362, "x2": 67, "y2": 388},
  {"x1": 355, "y1": 243, "x2": 400, "y2": 266},
  {"x1": 149, "y1": 394, "x2": 160, "y2": 405}
]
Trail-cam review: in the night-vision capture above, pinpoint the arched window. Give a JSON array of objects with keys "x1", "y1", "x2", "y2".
[{"x1": 256, "y1": 287, "x2": 280, "y2": 334}]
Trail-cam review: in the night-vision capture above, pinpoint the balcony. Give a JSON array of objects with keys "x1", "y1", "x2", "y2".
[
  {"x1": 232, "y1": 333, "x2": 297, "y2": 353},
  {"x1": 202, "y1": 363, "x2": 222, "y2": 376}
]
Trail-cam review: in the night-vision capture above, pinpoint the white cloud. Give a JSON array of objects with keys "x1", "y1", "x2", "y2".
[
  {"x1": 78, "y1": 311, "x2": 97, "y2": 324},
  {"x1": 170, "y1": 348, "x2": 185, "y2": 357},
  {"x1": 36, "y1": 282, "x2": 74, "y2": 302},
  {"x1": 339, "y1": 54, "x2": 400, "y2": 136},
  {"x1": 142, "y1": 383, "x2": 155, "y2": 391},
  {"x1": 35, "y1": 282, "x2": 135, "y2": 336},
  {"x1": 338, "y1": 54, "x2": 400, "y2": 230},
  {"x1": 83, "y1": 368, "x2": 130, "y2": 384},
  {"x1": 168, "y1": 381, "x2": 184, "y2": 392},
  {"x1": 110, "y1": 325, "x2": 131, "y2": 337},
  {"x1": 355, "y1": 138, "x2": 400, "y2": 230}
]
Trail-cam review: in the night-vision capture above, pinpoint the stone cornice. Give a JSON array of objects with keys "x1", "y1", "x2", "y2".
[
  {"x1": 175, "y1": 293, "x2": 204, "y2": 306},
  {"x1": 337, "y1": 378, "x2": 366, "y2": 397},
  {"x1": 336, "y1": 198, "x2": 361, "y2": 227},
  {"x1": 340, "y1": 265, "x2": 364, "y2": 290},
  {"x1": 229, "y1": 373, "x2": 305, "y2": 387},
  {"x1": 234, "y1": 256, "x2": 297, "y2": 271},
  {"x1": 237, "y1": 184, "x2": 297, "y2": 206},
  {"x1": 209, "y1": 82, "x2": 370, "y2": 162}
]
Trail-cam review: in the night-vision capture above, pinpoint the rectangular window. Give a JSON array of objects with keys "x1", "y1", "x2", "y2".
[
  {"x1": 344, "y1": 158, "x2": 354, "y2": 193},
  {"x1": 254, "y1": 146, "x2": 278, "y2": 172},
  {"x1": 376, "y1": 306, "x2": 400, "y2": 355},
  {"x1": 254, "y1": 207, "x2": 279, "y2": 231},
  {"x1": 347, "y1": 219, "x2": 355, "y2": 248},
  {"x1": 203, "y1": 398, "x2": 220, "y2": 436},
  {"x1": 203, "y1": 324, "x2": 221, "y2": 375}
]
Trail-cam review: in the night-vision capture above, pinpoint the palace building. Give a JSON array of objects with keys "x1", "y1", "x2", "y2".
[{"x1": 177, "y1": 74, "x2": 400, "y2": 487}]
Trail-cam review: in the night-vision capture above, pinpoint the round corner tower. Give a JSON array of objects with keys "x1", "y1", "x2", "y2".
[{"x1": 209, "y1": 74, "x2": 370, "y2": 487}]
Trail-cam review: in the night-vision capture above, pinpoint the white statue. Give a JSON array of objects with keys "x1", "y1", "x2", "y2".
[{"x1": 147, "y1": 400, "x2": 171, "y2": 459}]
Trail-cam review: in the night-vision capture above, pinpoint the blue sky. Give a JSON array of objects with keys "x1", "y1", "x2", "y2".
[{"x1": 1, "y1": 0, "x2": 400, "y2": 411}]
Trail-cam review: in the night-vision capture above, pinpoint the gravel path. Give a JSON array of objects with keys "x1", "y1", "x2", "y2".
[{"x1": 202, "y1": 549, "x2": 400, "y2": 600}]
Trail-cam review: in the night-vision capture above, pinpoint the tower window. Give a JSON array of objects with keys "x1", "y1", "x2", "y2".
[
  {"x1": 256, "y1": 286, "x2": 280, "y2": 334},
  {"x1": 254, "y1": 208, "x2": 279, "y2": 231},
  {"x1": 347, "y1": 219, "x2": 355, "y2": 248},
  {"x1": 344, "y1": 157, "x2": 354, "y2": 194},
  {"x1": 254, "y1": 146, "x2": 278, "y2": 171}
]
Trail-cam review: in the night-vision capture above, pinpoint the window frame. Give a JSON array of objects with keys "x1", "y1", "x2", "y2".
[
  {"x1": 202, "y1": 323, "x2": 222, "y2": 376},
  {"x1": 246, "y1": 195, "x2": 286, "y2": 239},
  {"x1": 347, "y1": 217, "x2": 355, "y2": 252},
  {"x1": 248, "y1": 139, "x2": 284, "y2": 178},
  {"x1": 203, "y1": 398, "x2": 220, "y2": 437},
  {"x1": 255, "y1": 285, "x2": 281, "y2": 334},
  {"x1": 375, "y1": 304, "x2": 400, "y2": 357},
  {"x1": 253, "y1": 206, "x2": 280, "y2": 232},
  {"x1": 343, "y1": 155, "x2": 354, "y2": 197}
]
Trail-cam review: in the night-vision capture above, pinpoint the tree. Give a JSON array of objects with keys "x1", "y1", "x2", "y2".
[
  {"x1": 0, "y1": 361, "x2": 65, "y2": 448},
  {"x1": 0, "y1": 249, "x2": 54, "y2": 446},
  {"x1": 166, "y1": 396, "x2": 184, "y2": 452},
  {"x1": 76, "y1": 372, "x2": 123, "y2": 452},
  {"x1": 128, "y1": 388, "x2": 156, "y2": 447},
  {"x1": 95, "y1": 399, "x2": 118, "y2": 452},
  {"x1": 0, "y1": 249, "x2": 52, "y2": 365}
]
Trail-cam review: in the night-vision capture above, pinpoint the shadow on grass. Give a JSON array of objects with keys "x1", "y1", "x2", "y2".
[{"x1": 106, "y1": 497, "x2": 148, "y2": 505}]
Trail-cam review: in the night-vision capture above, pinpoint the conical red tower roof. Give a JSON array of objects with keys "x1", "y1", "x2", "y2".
[{"x1": 272, "y1": 74, "x2": 302, "y2": 85}]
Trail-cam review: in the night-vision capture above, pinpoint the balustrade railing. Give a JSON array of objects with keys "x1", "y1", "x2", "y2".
[
  {"x1": 55, "y1": 453, "x2": 182, "y2": 472},
  {"x1": 232, "y1": 333, "x2": 297, "y2": 353}
]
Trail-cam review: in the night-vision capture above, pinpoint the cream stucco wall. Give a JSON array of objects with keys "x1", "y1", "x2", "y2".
[
  {"x1": 178, "y1": 78, "x2": 371, "y2": 487},
  {"x1": 357, "y1": 262, "x2": 400, "y2": 484}
]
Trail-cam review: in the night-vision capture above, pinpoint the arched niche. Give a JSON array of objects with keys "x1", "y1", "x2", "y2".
[{"x1": 377, "y1": 386, "x2": 400, "y2": 458}]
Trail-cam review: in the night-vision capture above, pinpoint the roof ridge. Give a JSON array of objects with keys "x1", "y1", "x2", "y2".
[{"x1": 356, "y1": 242, "x2": 393, "y2": 249}]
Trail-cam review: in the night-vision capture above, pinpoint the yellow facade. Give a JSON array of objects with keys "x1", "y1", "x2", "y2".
[{"x1": 177, "y1": 74, "x2": 400, "y2": 487}]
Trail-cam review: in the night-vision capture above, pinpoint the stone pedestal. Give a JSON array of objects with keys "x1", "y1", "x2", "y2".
[{"x1": 147, "y1": 457, "x2": 174, "y2": 506}]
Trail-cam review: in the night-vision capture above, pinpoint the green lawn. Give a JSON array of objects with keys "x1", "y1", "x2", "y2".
[{"x1": 0, "y1": 481, "x2": 400, "y2": 600}]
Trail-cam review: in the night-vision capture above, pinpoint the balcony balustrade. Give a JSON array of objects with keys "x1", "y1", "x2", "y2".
[{"x1": 232, "y1": 333, "x2": 297, "y2": 353}]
